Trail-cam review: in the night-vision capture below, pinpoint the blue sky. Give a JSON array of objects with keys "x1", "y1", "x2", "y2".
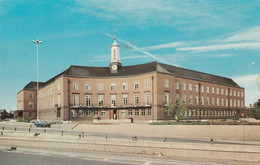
[{"x1": 0, "y1": 0, "x2": 260, "y2": 111}]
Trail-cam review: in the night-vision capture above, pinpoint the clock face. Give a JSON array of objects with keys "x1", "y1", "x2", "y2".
[{"x1": 112, "y1": 64, "x2": 117, "y2": 70}]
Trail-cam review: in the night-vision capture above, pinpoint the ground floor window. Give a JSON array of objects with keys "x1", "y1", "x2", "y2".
[
  {"x1": 57, "y1": 108, "x2": 61, "y2": 117},
  {"x1": 141, "y1": 109, "x2": 145, "y2": 116},
  {"x1": 29, "y1": 112, "x2": 33, "y2": 117},
  {"x1": 121, "y1": 110, "x2": 126, "y2": 117},
  {"x1": 79, "y1": 109, "x2": 84, "y2": 117},
  {"x1": 135, "y1": 109, "x2": 139, "y2": 116},
  {"x1": 101, "y1": 110, "x2": 106, "y2": 117},
  {"x1": 128, "y1": 109, "x2": 132, "y2": 116},
  {"x1": 86, "y1": 109, "x2": 91, "y2": 116},
  {"x1": 147, "y1": 109, "x2": 151, "y2": 116},
  {"x1": 72, "y1": 109, "x2": 77, "y2": 117},
  {"x1": 94, "y1": 109, "x2": 98, "y2": 116}
]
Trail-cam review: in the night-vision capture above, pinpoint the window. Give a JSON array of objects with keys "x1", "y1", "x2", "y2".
[
  {"x1": 121, "y1": 110, "x2": 126, "y2": 117},
  {"x1": 226, "y1": 89, "x2": 228, "y2": 96},
  {"x1": 201, "y1": 86, "x2": 204, "y2": 93},
  {"x1": 230, "y1": 100, "x2": 233, "y2": 107},
  {"x1": 73, "y1": 94, "x2": 79, "y2": 106},
  {"x1": 241, "y1": 92, "x2": 244, "y2": 97},
  {"x1": 79, "y1": 109, "x2": 84, "y2": 117},
  {"x1": 189, "y1": 96, "x2": 193, "y2": 104},
  {"x1": 134, "y1": 82, "x2": 139, "y2": 89},
  {"x1": 86, "y1": 109, "x2": 91, "y2": 116},
  {"x1": 145, "y1": 92, "x2": 150, "y2": 105},
  {"x1": 206, "y1": 87, "x2": 209, "y2": 93},
  {"x1": 110, "y1": 83, "x2": 116, "y2": 90},
  {"x1": 234, "y1": 100, "x2": 236, "y2": 107},
  {"x1": 29, "y1": 94, "x2": 33, "y2": 99},
  {"x1": 238, "y1": 91, "x2": 240, "y2": 97},
  {"x1": 134, "y1": 94, "x2": 139, "y2": 105},
  {"x1": 230, "y1": 90, "x2": 232, "y2": 96},
  {"x1": 147, "y1": 109, "x2": 151, "y2": 115},
  {"x1": 206, "y1": 97, "x2": 209, "y2": 105},
  {"x1": 128, "y1": 109, "x2": 132, "y2": 116},
  {"x1": 195, "y1": 96, "x2": 198, "y2": 105},
  {"x1": 164, "y1": 79, "x2": 169, "y2": 88},
  {"x1": 111, "y1": 95, "x2": 116, "y2": 107},
  {"x1": 226, "y1": 99, "x2": 228, "y2": 107},
  {"x1": 58, "y1": 94, "x2": 61, "y2": 107},
  {"x1": 234, "y1": 91, "x2": 236, "y2": 97},
  {"x1": 123, "y1": 94, "x2": 128, "y2": 106},
  {"x1": 72, "y1": 110, "x2": 77, "y2": 117},
  {"x1": 216, "y1": 98, "x2": 219, "y2": 106},
  {"x1": 86, "y1": 95, "x2": 91, "y2": 106},
  {"x1": 201, "y1": 97, "x2": 204, "y2": 105},
  {"x1": 175, "y1": 94, "x2": 179, "y2": 101},
  {"x1": 28, "y1": 102, "x2": 33, "y2": 109},
  {"x1": 221, "y1": 89, "x2": 224, "y2": 95},
  {"x1": 135, "y1": 109, "x2": 139, "y2": 115},
  {"x1": 85, "y1": 83, "x2": 91, "y2": 90},
  {"x1": 189, "y1": 84, "x2": 192, "y2": 91},
  {"x1": 242, "y1": 100, "x2": 244, "y2": 107},
  {"x1": 164, "y1": 92, "x2": 169, "y2": 105},
  {"x1": 141, "y1": 109, "x2": 145, "y2": 115},
  {"x1": 195, "y1": 85, "x2": 198, "y2": 92},
  {"x1": 101, "y1": 110, "x2": 106, "y2": 117},
  {"x1": 211, "y1": 98, "x2": 215, "y2": 106},
  {"x1": 73, "y1": 82, "x2": 78, "y2": 90},
  {"x1": 98, "y1": 83, "x2": 104, "y2": 91},
  {"x1": 221, "y1": 99, "x2": 224, "y2": 106},
  {"x1": 238, "y1": 100, "x2": 240, "y2": 107},
  {"x1": 176, "y1": 82, "x2": 179, "y2": 89},
  {"x1": 94, "y1": 109, "x2": 98, "y2": 116},
  {"x1": 145, "y1": 80, "x2": 149, "y2": 88},
  {"x1": 57, "y1": 108, "x2": 61, "y2": 117},
  {"x1": 98, "y1": 95, "x2": 104, "y2": 106},
  {"x1": 211, "y1": 87, "x2": 215, "y2": 94},
  {"x1": 182, "y1": 95, "x2": 186, "y2": 103},
  {"x1": 122, "y1": 83, "x2": 128, "y2": 90},
  {"x1": 182, "y1": 83, "x2": 186, "y2": 90},
  {"x1": 216, "y1": 88, "x2": 219, "y2": 94}
]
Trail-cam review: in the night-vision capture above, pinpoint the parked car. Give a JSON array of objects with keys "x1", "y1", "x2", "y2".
[{"x1": 34, "y1": 121, "x2": 51, "y2": 127}]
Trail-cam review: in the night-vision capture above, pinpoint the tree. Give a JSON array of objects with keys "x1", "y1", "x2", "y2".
[
  {"x1": 175, "y1": 100, "x2": 188, "y2": 121},
  {"x1": 251, "y1": 100, "x2": 260, "y2": 119},
  {"x1": 164, "y1": 102, "x2": 175, "y2": 117}
]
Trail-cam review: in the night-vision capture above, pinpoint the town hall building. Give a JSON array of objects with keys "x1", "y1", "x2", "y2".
[{"x1": 17, "y1": 36, "x2": 245, "y2": 122}]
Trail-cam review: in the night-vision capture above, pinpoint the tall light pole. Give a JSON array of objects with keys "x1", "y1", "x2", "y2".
[{"x1": 33, "y1": 39, "x2": 42, "y2": 121}]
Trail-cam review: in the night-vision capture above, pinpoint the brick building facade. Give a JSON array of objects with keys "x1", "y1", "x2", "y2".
[{"x1": 17, "y1": 37, "x2": 245, "y2": 122}]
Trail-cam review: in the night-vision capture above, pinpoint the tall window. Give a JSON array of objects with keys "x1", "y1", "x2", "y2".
[
  {"x1": 134, "y1": 94, "x2": 139, "y2": 105},
  {"x1": 175, "y1": 94, "x2": 179, "y2": 101},
  {"x1": 147, "y1": 109, "x2": 151, "y2": 115},
  {"x1": 101, "y1": 110, "x2": 106, "y2": 116},
  {"x1": 135, "y1": 109, "x2": 139, "y2": 115},
  {"x1": 206, "y1": 97, "x2": 209, "y2": 105},
  {"x1": 164, "y1": 79, "x2": 169, "y2": 88},
  {"x1": 86, "y1": 109, "x2": 91, "y2": 116},
  {"x1": 145, "y1": 80, "x2": 149, "y2": 88},
  {"x1": 242, "y1": 100, "x2": 244, "y2": 107},
  {"x1": 189, "y1": 84, "x2": 192, "y2": 91},
  {"x1": 230, "y1": 90, "x2": 232, "y2": 96},
  {"x1": 85, "y1": 83, "x2": 91, "y2": 90},
  {"x1": 141, "y1": 109, "x2": 145, "y2": 115},
  {"x1": 201, "y1": 97, "x2": 204, "y2": 105},
  {"x1": 234, "y1": 100, "x2": 236, "y2": 107},
  {"x1": 123, "y1": 94, "x2": 128, "y2": 106},
  {"x1": 86, "y1": 95, "x2": 91, "y2": 106},
  {"x1": 241, "y1": 92, "x2": 244, "y2": 97},
  {"x1": 73, "y1": 82, "x2": 78, "y2": 90},
  {"x1": 111, "y1": 95, "x2": 116, "y2": 107},
  {"x1": 58, "y1": 94, "x2": 61, "y2": 107},
  {"x1": 226, "y1": 89, "x2": 228, "y2": 95},
  {"x1": 211, "y1": 98, "x2": 215, "y2": 106},
  {"x1": 98, "y1": 83, "x2": 104, "y2": 91},
  {"x1": 121, "y1": 110, "x2": 126, "y2": 117},
  {"x1": 164, "y1": 92, "x2": 169, "y2": 105},
  {"x1": 226, "y1": 99, "x2": 228, "y2": 107},
  {"x1": 72, "y1": 110, "x2": 76, "y2": 117},
  {"x1": 110, "y1": 83, "x2": 116, "y2": 91},
  {"x1": 221, "y1": 99, "x2": 224, "y2": 106},
  {"x1": 98, "y1": 95, "x2": 104, "y2": 106},
  {"x1": 230, "y1": 100, "x2": 233, "y2": 107},
  {"x1": 221, "y1": 89, "x2": 224, "y2": 95},
  {"x1": 79, "y1": 109, "x2": 84, "y2": 117},
  {"x1": 128, "y1": 109, "x2": 133, "y2": 116},
  {"x1": 176, "y1": 81, "x2": 179, "y2": 89},
  {"x1": 238, "y1": 100, "x2": 240, "y2": 107},
  {"x1": 122, "y1": 83, "x2": 128, "y2": 90},
  {"x1": 216, "y1": 88, "x2": 219, "y2": 94},
  {"x1": 182, "y1": 83, "x2": 186, "y2": 90},
  {"x1": 73, "y1": 94, "x2": 79, "y2": 106},
  {"x1": 211, "y1": 87, "x2": 215, "y2": 94},
  {"x1": 182, "y1": 95, "x2": 186, "y2": 103},
  {"x1": 206, "y1": 87, "x2": 209, "y2": 93},
  {"x1": 94, "y1": 109, "x2": 98, "y2": 116},
  {"x1": 113, "y1": 49, "x2": 116, "y2": 60},
  {"x1": 145, "y1": 92, "x2": 150, "y2": 105},
  {"x1": 195, "y1": 96, "x2": 198, "y2": 105},
  {"x1": 189, "y1": 96, "x2": 192, "y2": 104},
  {"x1": 28, "y1": 102, "x2": 33, "y2": 109},
  {"x1": 28, "y1": 94, "x2": 33, "y2": 99},
  {"x1": 195, "y1": 85, "x2": 198, "y2": 92},
  {"x1": 216, "y1": 98, "x2": 219, "y2": 106},
  {"x1": 234, "y1": 91, "x2": 236, "y2": 97},
  {"x1": 238, "y1": 91, "x2": 240, "y2": 97},
  {"x1": 201, "y1": 85, "x2": 204, "y2": 93},
  {"x1": 134, "y1": 82, "x2": 139, "y2": 89}
]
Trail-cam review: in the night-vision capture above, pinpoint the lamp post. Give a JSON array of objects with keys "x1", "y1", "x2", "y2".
[{"x1": 33, "y1": 39, "x2": 42, "y2": 121}]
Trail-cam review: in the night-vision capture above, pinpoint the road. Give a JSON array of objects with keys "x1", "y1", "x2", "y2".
[
  {"x1": 0, "y1": 121, "x2": 259, "y2": 146},
  {"x1": 0, "y1": 146, "x2": 223, "y2": 165}
]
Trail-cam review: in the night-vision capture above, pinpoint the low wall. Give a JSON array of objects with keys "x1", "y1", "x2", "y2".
[{"x1": 74, "y1": 124, "x2": 260, "y2": 141}]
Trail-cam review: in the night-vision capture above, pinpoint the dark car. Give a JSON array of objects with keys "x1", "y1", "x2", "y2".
[{"x1": 34, "y1": 121, "x2": 51, "y2": 127}]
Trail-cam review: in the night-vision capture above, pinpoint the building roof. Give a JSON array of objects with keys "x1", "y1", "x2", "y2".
[
  {"x1": 23, "y1": 81, "x2": 45, "y2": 91},
  {"x1": 41, "y1": 61, "x2": 241, "y2": 88}
]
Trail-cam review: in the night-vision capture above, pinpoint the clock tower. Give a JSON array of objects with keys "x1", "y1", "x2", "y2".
[{"x1": 109, "y1": 30, "x2": 121, "y2": 73}]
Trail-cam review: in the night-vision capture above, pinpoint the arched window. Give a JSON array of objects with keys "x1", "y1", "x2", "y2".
[{"x1": 113, "y1": 49, "x2": 116, "y2": 60}]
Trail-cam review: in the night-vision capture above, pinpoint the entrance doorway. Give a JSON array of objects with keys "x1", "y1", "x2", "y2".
[{"x1": 110, "y1": 110, "x2": 117, "y2": 119}]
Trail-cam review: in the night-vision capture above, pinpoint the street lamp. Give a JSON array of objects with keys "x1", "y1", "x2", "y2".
[{"x1": 33, "y1": 39, "x2": 42, "y2": 121}]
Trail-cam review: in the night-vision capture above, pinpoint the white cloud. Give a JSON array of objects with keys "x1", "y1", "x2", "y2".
[
  {"x1": 225, "y1": 26, "x2": 260, "y2": 42},
  {"x1": 232, "y1": 74, "x2": 260, "y2": 106},
  {"x1": 177, "y1": 42, "x2": 260, "y2": 52},
  {"x1": 139, "y1": 42, "x2": 184, "y2": 51},
  {"x1": 104, "y1": 33, "x2": 176, "y2": 65}
]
